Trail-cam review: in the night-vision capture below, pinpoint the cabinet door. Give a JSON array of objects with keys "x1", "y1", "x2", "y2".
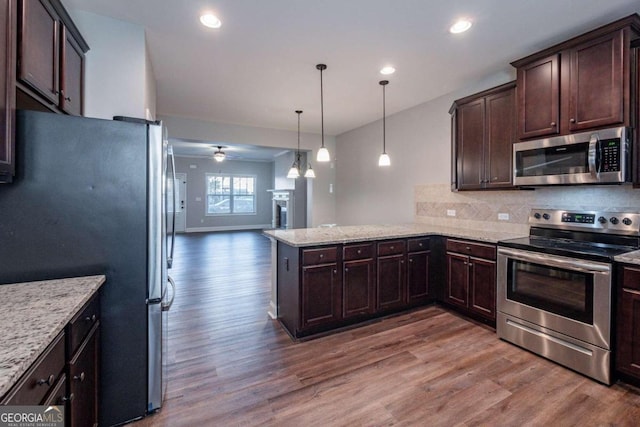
[
  {"x1": 456, "y1": 98, "x2": 485, "y2": 189},
  {"x1": 0, "y1": 0, "x2": 15, "y2": 182},
  {"x1": 485, "y1": 87, "x2": 515, "y2": 188},
  {"x1": 469, "y1": 257, "x2": 496, "y2": 321},
  {"x1": 517, "y1": 54, "x2": 560, "y2": 139},
  {"x1": 343, "y1": 258, "x2": 375, "y2": 319},
  {"x1": 301, "y1": 263, "x2": 341, "y2": 329},
  {"x1": 69, "y1": 323, "x2": 99, "y2": 427},
  {"x1": 18, "y1": 0, "x2": 59, "y2": 104},
  {"x1": 617, "y1": 287, "x2": 640, "y2": 378},
  {"x1": 60, "y1": 25, "x2": 82, "y2": 115},
  {"x1": 377, "y1": 255, "x2": 406, "y2": 312},
  {"x1": 407, "y1": 251, "x2": 429, "y2": 305},
  {"x1": 446, "y1": 252, "x2": 468, "y2": 308},
  {"x1": 569, "y1": 29, "x2": 624, "y2": 131}
]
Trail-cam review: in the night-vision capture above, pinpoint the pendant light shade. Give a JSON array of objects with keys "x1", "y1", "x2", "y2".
[
  {"x1": 316, "y1": 64, "x2": 330, "y2": 162},
  {"x1": 378, "y1": 80, "x2": 390, "y2": 167},
  {"x1": 288, "y1": 110, "x2": 315, "y2": 179}
]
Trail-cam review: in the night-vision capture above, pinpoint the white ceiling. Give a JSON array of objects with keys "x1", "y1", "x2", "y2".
[{"x1": 64, "y1": 0, "x2": 639, "y2": 158}]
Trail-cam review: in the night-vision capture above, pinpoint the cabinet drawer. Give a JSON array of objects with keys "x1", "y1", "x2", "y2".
[
  {"x1": 68, "y1": 295, "x2": 100, "y2": 357},
  {"x1": 622, "y1": 266, "x2": 640, "y2": 291},
  {"x1": 446, "y1": 239, "x2": 496, "y2": 260},
  {"x1": 377, "y1": 240, "x2": 406, "y2": 256},
  {"x1": 408, "y1": 237, "x2": 430, "y2": 252},
  {"x1": 2, "y1": 332, "x2": 65, "y2": 405},
  {"x1": 343, "y1": 243, "x2": 374, "y2": 261},
  {"x1": 302, "y1": 247, "x2": 338, "y2": 265},
  {"x1": 43, "y1": 374, "x2": 66, "y2": 406}
]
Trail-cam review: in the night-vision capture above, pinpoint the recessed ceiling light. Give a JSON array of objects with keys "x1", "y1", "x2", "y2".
[
  {"x1": 380, "y1": 66, "x2": 396, "y2": 75},
  {"x1": 200, "y1": 13, "x2": 222, "y2": 29},
  {"x1": 449, "y1": 19, "x2": 472, "y2": 34}
]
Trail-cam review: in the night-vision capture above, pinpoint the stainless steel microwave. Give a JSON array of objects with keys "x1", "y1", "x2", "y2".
[{"x1": 513, "y1": 127, "x2": 631, "y2": 186}]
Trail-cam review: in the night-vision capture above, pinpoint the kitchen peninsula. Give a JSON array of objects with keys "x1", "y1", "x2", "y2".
[{"x1": 265, "y1": 224, "x2": 524, "y2": 339}]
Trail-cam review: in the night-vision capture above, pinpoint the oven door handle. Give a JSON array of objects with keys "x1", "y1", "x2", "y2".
[{"x1": 498, "y1": 248, "x2": 611, "y2": 274}]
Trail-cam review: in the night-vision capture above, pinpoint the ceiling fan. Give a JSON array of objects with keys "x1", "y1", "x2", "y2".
[{"x1": 212, "y1": 145, "x2": 227, "y2": 162}]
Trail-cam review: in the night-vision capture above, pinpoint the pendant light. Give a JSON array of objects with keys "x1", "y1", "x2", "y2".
[
  {"x1": 287, "y1": 110, "x2": 316, "y2": 179},
  {"x1": 316, "y1": 64, "x2": 331, "y2": 162},
  {"x1": 378, "y1": 80, "x2": 391, "y2": 167}
]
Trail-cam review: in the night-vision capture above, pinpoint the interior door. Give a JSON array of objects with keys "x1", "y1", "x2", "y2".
[{"x1": 169, "y1": 173, "x2": 186, "y2": 233}]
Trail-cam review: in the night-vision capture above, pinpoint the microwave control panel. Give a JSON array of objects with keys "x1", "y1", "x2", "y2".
[{"x1": 600, "y1": 139, "x2": 620, "y2": 172}]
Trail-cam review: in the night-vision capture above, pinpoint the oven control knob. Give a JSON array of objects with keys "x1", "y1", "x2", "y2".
[
  {"x1": 623, "y1": 218, "x2": 632, "y2": 226},
  {"x1": 610, "y1": 217, "x2": 619, "y2": 225},
  {"x1": 598, "y1": 216, "x2": 608, "y2": 224},
  {"x1": 542, "y1": 213, "x2": 550, "y2": 220},
  {"x1": 534, "y1": 213, "x2": 541, "y2": 219}
]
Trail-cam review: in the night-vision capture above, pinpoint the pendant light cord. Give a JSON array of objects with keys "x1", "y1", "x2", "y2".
[
  {"x1": 317, "y1": 64, "x2": 327, "y2": 149},
  {"x1": 296, "y1": 110, "x2": 302, "y2": 165},
  {"x1": 380, "y1": 80, "x2": 389, "y2": 154}
]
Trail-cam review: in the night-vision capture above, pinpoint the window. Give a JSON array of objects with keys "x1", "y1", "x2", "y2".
[{"x1": 206, "y1": 174, "x2": 256, "y2": 215}]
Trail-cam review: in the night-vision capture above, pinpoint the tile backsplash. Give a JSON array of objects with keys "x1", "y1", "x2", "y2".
[{"x1": 415, "y1": 183, "x2": 640, "y2": 235}]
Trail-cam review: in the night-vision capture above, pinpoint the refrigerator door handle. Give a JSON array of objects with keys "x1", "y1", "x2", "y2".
[
  {"x1": 162, "y1": 276, "x2": 176, "y2": 312},
  {"x1": 167, "y1": 146, "x2": 177, "y2": 269}
]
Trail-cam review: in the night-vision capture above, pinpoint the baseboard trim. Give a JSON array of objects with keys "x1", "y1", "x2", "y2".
[{"x1": 185, "y1": 224, "x2": 271, "y2": 233}]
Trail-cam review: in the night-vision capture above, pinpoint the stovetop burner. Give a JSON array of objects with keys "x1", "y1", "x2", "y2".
[{"x1": 498, "y1": 209, "x2": 640, "y2": 262}]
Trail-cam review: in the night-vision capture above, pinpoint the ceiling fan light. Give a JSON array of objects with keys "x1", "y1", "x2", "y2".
[
  {"x1": 316, "y1": 147, "x2": 330, "y2": 162},
  {"x1": 213, "y1": 151, "x2": 226, "y2": 162},
  {"x1": 378, "y1": 153, "x2": 391, "y2": 167}
]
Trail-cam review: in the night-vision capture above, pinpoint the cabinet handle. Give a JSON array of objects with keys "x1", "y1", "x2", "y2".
[
  {"x1": 401, "y1": 260, "x2": 405, "y2": 264},
  {"x1": 73, "y1": 372, "x2": 86, "y2": 382},
  {"x1": 37, "y1": 374, "x2": 55, "y2": 386},
  {"x1": 319, "y1": 254, "x2": 324, "y2": 258},
  {"x1": 333, "y1": 269, "x2": 337, "y2": 274},
  {"x1": 550, "y1": 122, "x2": 556, "y2": 127},
  {"x1": 357, "y1": 249, "x2": 362, "y2": 254},
  {"x1": 465, "y1": 246, "x2": 471, "y2": 251},
  {"x1": 570, "y1": 118, "x2": 576, "y2": 123},
  {"x1": 65, "y1": 96, "x2": 71, "y2": 102},
  {"x1": 61, "y1": 393, "x2": 75, "y2": 403},
  {"x1": 463, "y1": 261, "x2": 468, "y2": 265},
  {"x1": 468, "y1": 263, "x2": 473, "y2": 267},
  {"x1": 345, "y1": 267, "x2": 349, "y2": 272},
  {"x1": 85, "y1": 314, "x2": 96, "y2": 322},
  {"x1": 409, "y1": 259, "x2": 413, "y2": 263},
  {"x1": 418, "y1": 243, "x2": 423, "y2": 247}
]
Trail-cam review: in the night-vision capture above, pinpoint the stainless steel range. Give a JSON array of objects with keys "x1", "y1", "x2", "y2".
[{"x1": 497, "y1": 209, "x2": 640, "y2": 384}]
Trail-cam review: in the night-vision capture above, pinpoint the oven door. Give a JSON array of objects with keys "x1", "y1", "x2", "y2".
[{"x1": 497, "y1": 247, "x2": 612, "y2": 350}]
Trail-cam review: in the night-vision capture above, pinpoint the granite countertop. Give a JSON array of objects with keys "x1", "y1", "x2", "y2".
[
  {"x1": 0, "y1": 275, "x2": 105, "y2": 399},
  {"x1": 263, "y1": 223, "x2": 526, "y2": 247},
  {"x1": 615, "y1": 250, "x2": 640, "y2": 266}
]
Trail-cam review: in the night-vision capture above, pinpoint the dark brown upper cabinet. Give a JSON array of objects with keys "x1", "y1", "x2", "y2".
[
  {"x1": 512, "y1": 15, "x2": 640, "y2": 140},
  {"x1": 450, "y1": 82, "x2": 516, "y2": 191},
  {"x1": 17, "y1": 0, "x2": 88, "y2": 115},
  {"x1": 0, "y1": 0, "x2": 16, "y2": 183}
]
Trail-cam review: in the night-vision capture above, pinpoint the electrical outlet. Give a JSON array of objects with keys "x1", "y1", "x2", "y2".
[
  {"x1": 447, "y1": 209, "x2": 456, "y2": 217},
  {"x1": 498, "y1": 213, "x2": 510, "y2": 221},
  {"x1": 195, "y1": 197, "x2": 202, "y2": 202}
]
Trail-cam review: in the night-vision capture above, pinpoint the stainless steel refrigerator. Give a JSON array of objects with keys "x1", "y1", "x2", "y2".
[{"x1": 0, "y1": 110, "x2": 176, "y2": 426}]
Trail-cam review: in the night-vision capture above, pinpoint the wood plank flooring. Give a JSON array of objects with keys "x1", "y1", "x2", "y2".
[{"x1": 131, "y1": 231, "x2": 640, "y2": 426}]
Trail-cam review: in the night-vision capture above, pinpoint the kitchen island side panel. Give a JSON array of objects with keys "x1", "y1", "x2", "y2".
[{"x1": 277, "y1": 242, "x2": 300, "y2": 337}]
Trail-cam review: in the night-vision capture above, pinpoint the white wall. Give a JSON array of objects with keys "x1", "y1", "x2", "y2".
[
  {"x1": 159, "y1": 115, "x2": 336, "y2": 227},
  {"x1": 67, "y1": 9, "x2": 156, "y2": 120},
  {"x1": 335, "y1": 72, "x2": 515, "y2": 225}
]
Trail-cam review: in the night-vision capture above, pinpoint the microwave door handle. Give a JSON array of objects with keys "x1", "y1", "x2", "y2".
[{"x1": 588, "y1": 134, "x2": 599, "y2": 179}]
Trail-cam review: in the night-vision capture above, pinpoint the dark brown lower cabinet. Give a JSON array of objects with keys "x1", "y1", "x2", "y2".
[
  {"x1": 617, "y1": 265, "x2": 640, "y2": 382},
  {"x1": 301, "y1": 262, "x2": 341, "y2": 329},
  {"x1": 69, "y1": 322, "x2": 99, "y2": 427},
  {"x1": 277, "y1": 237, "x2": 433, "y2": 340},
  {"x1": 445, "y1": 239, "x2": 496, "y2": 323}
]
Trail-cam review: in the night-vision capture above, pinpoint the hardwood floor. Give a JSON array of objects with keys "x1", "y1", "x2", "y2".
[{"x1": 131, "y1": 231, "x2": 640, "y2": 426}]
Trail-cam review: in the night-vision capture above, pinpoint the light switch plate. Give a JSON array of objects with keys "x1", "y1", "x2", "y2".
[
  {"x1": 498, "y1": 213, "x2": 510, "y2": 221},
  {"x1": 447, "y1": 209, "x2": 456, "y2": 217}
]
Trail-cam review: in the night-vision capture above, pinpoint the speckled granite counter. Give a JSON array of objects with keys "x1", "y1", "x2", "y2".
[
  {"x1": 0, "y1": 275, "x2": 105, "y2": 399},
  {"x1": 615, "y1": 250, "x2": 640, "y2": 266},
  {"x1": 263, "y1": 223, "x2": 526, "y2": 247}
]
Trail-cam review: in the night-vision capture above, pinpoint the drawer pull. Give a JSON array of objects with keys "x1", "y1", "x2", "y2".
[
  {"x1": 61, "y1": 393, "x2": 75, "y2": 403},
  {"x1": 390, "y1": 246, "x2": 394, "y2": 250},
  {"x1": 37, "y1": 374, "x2": 55, "y2": 387},
  {"x1": 319, "y1": 254, "x2": 324, "y2": 258},
  {"x1": 73, "y1": 372, "x2": 86, "y2": 382},
  {"x1": 85, "y1": 314, "x2": 97, "y2": 322},
  {"x1": 465, "y1": 246, "x2": 471, "y2": 251},
  {"x1": 357, "y1": 249, "x2": 362, "y2": 254},
  {"x1": 419, "y1": 243, "x2": 423, "y2": 247}
]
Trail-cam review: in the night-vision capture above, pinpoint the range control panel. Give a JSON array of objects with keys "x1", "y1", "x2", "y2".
[{"x1": 529, "y1": 209, "x2": 640, "y2": 236}]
